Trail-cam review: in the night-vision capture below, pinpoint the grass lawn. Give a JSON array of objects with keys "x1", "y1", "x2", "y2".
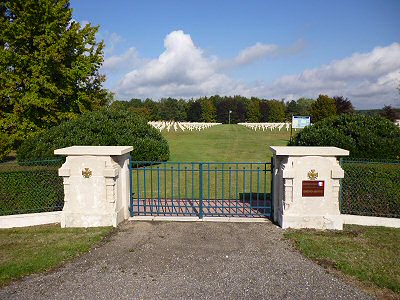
[
  {"x1": 0, "y1": 225, "x2": 112, "y2": 286},
  {"x1": 162, "y1": 124, "x2": 291, "y2": 162},
  {"x1": 285, "y1": 225, "x2": 400, "y2": 297}
]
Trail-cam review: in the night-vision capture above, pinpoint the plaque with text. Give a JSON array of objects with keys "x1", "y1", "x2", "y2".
[{"x1": 302, "y1": 180, "x2": 324, "y2": 197}]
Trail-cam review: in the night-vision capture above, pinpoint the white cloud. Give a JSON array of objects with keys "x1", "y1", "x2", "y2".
[
  {"x1": 263, "y1": 43, "x2": 400, "y2": 108},
  {"x1": 102, "y1": 47, "x2": 141, "y2": 71},
  {"x1": 112, "y1": 30, "x2": 400, "y2": 108},
  {"x1": 117, "y1": 30, "x2": 241, "y2": 98},
  {"x1": 233, "y1": 43, "x2": 278, "y2": 65}
]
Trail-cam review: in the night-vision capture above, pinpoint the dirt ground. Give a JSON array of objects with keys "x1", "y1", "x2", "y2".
[{"x1": 0, "y1": 221, "x2": 372, "y2": 299}]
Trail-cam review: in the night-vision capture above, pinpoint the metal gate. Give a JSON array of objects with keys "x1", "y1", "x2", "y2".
[{"x1": 130, "y1": 161, "x2": 274, "y2": 219}]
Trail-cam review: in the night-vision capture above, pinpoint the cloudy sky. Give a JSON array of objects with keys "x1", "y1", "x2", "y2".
[{"x1": 71, "y1": 0, "x2": 400, "y2": 109}]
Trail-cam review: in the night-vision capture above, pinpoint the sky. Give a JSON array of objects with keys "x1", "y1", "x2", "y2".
[{"x1": 70, "y1": 0, "x2": 400, "y2": 109}]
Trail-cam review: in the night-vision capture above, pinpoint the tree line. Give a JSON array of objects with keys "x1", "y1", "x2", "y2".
[{"x1": 110, "y1": 94, "x2": 357, "y2": 124}]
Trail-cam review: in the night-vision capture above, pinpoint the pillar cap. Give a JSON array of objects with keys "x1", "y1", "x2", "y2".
[
  {"x1": 54, "y1": 146, "x2": 133, "y2": 156},
  {"x1": 270, "y1": 146, "x2": 349, "y2": 157}
]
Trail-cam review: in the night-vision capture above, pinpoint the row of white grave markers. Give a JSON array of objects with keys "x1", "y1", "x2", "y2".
[
  {"x1": 238, "y1": 122, "x2": 292, "y2": 131},
  {"x1": 148, "y1": 121, "x2": 222, "y2": 132}
]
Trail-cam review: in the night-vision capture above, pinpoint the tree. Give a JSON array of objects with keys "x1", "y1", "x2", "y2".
[
  {"x1": 266, "y1": 100, "x2": 285, "y2": 122},
  {"x1": 310, "y1": 95, "x2": 337, "y2": 122},
  {"x1": 0, "y1": 0, "x2": 109, "y2": 146},
  {"x1": 199, "y1": 97, "x2": 217, "y2": 122},
  {"x1": 246, "y1": 97, "x2": 261, "y2": 122},
  {"x1": 187, "y1": 100, "x2": 202, "y2": 122},
  {"x1": 333, "y1": 96, "x2": 355, "y2": 114},
  {"x1": 380, "y1": 105, "x2": 400, "y2": 122},
  {"x1": 296, "y1": 98, "x2": 315, "y2": 115}
]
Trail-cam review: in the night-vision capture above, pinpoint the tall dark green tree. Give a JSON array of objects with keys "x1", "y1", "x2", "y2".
[{"x1": 0, "y1": 0, "x2": 109, "y2": 146}]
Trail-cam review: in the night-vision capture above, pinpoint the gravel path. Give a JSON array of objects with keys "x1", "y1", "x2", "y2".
[{"x1": 1, "y1": 221, "x2": 372, "y2": 300}]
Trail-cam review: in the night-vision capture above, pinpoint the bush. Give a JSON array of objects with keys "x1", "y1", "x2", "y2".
[
  {"x1": 0, "y1": 163, "x2": 64, "y2": 215},
  {"x1": 0, "y1": 133, "x2": 12, "y2": 162},
  {"x1": 289, "y1": 114, "x2": 400, "y2": 159},
  {"x1": 17, "y1": 109, "x2": 170, "y2": 162},
  {"x1": 341, "y1": 160, "x2": 400, "y2": 218}
]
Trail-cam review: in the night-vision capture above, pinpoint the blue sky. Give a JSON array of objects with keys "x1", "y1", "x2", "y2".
[{"x1": 70, "y1": 0, "x2": 400, "y2": 109}]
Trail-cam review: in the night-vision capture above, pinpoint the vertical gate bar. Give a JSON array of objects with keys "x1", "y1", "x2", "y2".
[
  {"x1": 184, "y1": 165, "x2": 189, "y2": 214},
  {"x1": 270, "y1": 157, "x2": 274, "y2": 219},
  {"x1": 214, "y1": 165, "x2": 218, "y2": 214},
  {"x1": 143, "y1": 166, "x2": 147, "y2": 213},
  {"x1": 243, "y1": 166, "x2": 246, "y2": 215},
  {"x1": 221, "y1": 164, "x2": 225, "y2": 215},
  {"x1": 199, "y1": 163, "x2": 204, "y2": 219},
  {"x1": 137, "y1": 164, "x2": 141, "y2": 214},
  {"x1": 191, "y1": 163, "x2": 194, "y2": 203},
  {"x1": 171, "y1": 165, "x2": 175, "y2": 215},
  {"x1": 249, "y1": 163, "x2": 253, "y2": 216},
  {"x1": 236, "y1": 163, "x2": 239, "y2": 215},
  {"x1": 157, "y1": 166, "x2": 161, "y2": 214},
  {"x1": 207, "y1": 163, "x2": 211, "y2": 214},
  {"x1": 150, "y1": 164, "x2": 153, "y2": 215},
  {"x1": 178, "y1": 163, "x2": 181, "y2": 215},
  {"x1": 129, "y1": 159, "x2": 133, "y2": 216},
  {"x1": 164, "y1": 163, "x2": 167, "y2": 213},
  {"x1": 185, "y1": 166, "x2": 188, "y2": 213},
  {"x1": 264, "y1": 163, "x2": 267, "y2": 204},
  {"x1": 229, "y1": 166, "x2": 232, "y2": 215},
  {"x1": 257, "y1": 166, "x2": 260, "y2": 211}
]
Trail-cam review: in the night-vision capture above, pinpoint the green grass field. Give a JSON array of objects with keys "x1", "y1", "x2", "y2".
[
  {"x1": 0, "y1": 225, "x2": 112, "y2": 286},
  {"x1": 162, "y1": 124, "x2": 291, "y2": 162},
  {"x1": 285, "y1": 225, "x2": 400, "y2": 297}
]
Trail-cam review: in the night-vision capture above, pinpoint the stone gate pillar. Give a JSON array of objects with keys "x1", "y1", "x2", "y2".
[
  {"x1": 54, "y1": 146, "x2": 132, "y2": 228},
  {"x1": 270, "y1": 146, "x2": 349, "y2": 230}
]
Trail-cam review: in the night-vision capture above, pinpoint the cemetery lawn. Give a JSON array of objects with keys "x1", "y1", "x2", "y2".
[
  {"x1": 0, "y1": 225, "x2": 112, "y2": 286},
  {"x1": 163, "y1": 124, "x2": 291, "y2": 162},
  {"x1": 285, "y1": 225, "x2": 400, "y2": 297}
]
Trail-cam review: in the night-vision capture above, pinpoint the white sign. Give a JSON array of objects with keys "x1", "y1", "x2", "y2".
[{"x1": 292, "y1": 116, "x2": 311, "y2": 129}]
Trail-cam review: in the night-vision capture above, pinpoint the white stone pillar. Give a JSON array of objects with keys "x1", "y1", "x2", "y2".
[
  {"x1": 270, "y1": 146, "x2": 349, "y2": 230},
  {"x1": 54, "y1": 146, "x2": 133, "y2": 228}
]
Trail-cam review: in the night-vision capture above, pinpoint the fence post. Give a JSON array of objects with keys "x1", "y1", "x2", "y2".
[
  {"x1": 55, "y1": 146, "x2": 133, "y2": 227},
  {"x1": 199, "y1": 163, "x2": 204, "y2": 219},
  {"x1": 129, "y1": 158, "x2": 133, "y2": 217},
  {"x1": 270, "y1": 146, "x2": 349, "y2": 230}
]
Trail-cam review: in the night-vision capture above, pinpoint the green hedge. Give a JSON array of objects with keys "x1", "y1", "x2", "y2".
[
  {"x1": 17, "y1": 109, "x2": 169, "y2": 162},
  {"x1": 341, "y1": 160, "x2": 400, "y2": 218},
  {"x1": 290, "y1": 114, "x2": 400, "y2": 159},
  {"x1": 0, "y1": 162, "x2": 64, "y2": 215}
]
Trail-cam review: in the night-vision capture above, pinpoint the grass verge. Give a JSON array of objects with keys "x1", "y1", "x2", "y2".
[
  {"x1": 284, "y1": 225, "x2": 400, "y2": 297},
  {"x1": 0, "y1": 224, "x2": 113, "y2": 286}
]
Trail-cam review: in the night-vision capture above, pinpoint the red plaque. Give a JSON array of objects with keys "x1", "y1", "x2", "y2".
[{"x1": 302, "y1": 180, "x2": 324, "y2": 197}]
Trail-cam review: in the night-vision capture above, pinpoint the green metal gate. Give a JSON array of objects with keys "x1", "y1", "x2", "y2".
[{"x1": 130, "y1": 161, "x2": 274, "y2": 218}]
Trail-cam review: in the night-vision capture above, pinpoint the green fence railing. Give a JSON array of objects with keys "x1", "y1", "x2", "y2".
[
  {"x1": 0, "y1": 159, "x2": 64, "y2": 216},
  {"x1": 130, "y1": 161, "x2": 273, "y2": 218},
  {"x1": 340, "y1": 158, "x2": 400, "y2": 218}
]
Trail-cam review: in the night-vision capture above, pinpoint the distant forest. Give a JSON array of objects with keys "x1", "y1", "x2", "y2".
[{"x1": 110, "y1": 94, "x2": 399, "y2": 124}]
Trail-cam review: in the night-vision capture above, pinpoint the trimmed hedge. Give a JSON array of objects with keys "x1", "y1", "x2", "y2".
[
  {"x1": 17, "y1": 109, "x2": 170, "y2": 162},
  {"x1": 290, "y1": 114, "x2": 400, "y2": 159},
  {"x1": 0, "y1": 166, "x2": 64, "y2": 216},
  {"x1": 341, "y1": 161, "x2": 400, "y2": 218}
]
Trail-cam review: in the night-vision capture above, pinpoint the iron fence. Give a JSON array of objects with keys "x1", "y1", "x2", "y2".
[
  {"x1": 0, "y1": 159, "x2": 64, "y2": 216},
  {"x1": 130, "y1": 161, "x2": 273, "y2": 218},
  {"x1": 340, "y1": 158, "x2": 400, "y2": 218}
]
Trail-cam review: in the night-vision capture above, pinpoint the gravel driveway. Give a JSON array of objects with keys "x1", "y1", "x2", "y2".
[{"x1": 0, "y1": 221, "x2": 371, "y2": 300}]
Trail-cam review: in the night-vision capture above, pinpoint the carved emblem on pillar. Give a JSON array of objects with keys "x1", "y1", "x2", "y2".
[
  {"x1": 82, "y1": 168, "x2": 92, "y2": 178},
  {"x1": 307, "y1": 169, "x2": 318, "y2": 180}
]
